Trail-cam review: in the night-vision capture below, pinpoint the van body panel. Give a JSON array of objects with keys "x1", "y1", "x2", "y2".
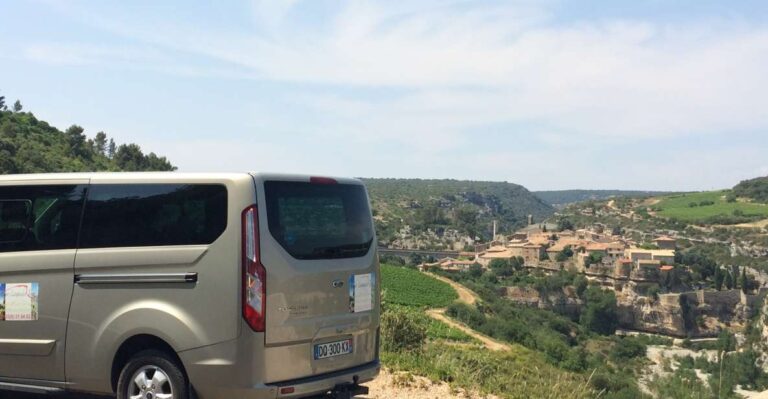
[
  {"x1": 0, "y1": 250, "x2": 75, "y2": 380},
  {"x1": 250, "y1": 174, "x2": 380, "y2": 383},
  {"x1": 0, "y1": 179, "x2": 88, "y2": 382},
  {"x1": 65, "y1": 174, "x2": 255, "y2": 393}
]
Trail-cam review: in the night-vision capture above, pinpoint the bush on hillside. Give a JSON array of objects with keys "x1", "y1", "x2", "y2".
[{"x1": 380, "y1": 306, "x2": 427, "y2": 352}]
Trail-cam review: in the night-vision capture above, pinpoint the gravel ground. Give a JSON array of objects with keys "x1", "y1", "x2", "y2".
[{"x1": 1, "y1": 368, "x2": 494, "y2": 399}]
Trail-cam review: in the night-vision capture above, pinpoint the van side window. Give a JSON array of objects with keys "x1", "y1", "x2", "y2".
[
  {"x1": 80, "y1": 184, "x2": 227, "y2": 249},
  {"x1": 0, "y1": 185, "x2": 86, "y2": 253}
]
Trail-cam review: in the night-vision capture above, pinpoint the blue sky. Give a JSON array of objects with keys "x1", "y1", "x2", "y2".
[{"x1": 2, "y1": 0, "x2": 768, "y2": 191}]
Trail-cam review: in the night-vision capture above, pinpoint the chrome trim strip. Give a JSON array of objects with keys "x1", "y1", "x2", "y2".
[
  {"x1": 74, "y1": 272, "x2": 198, "y2": 284},
  {"x1": 0, "y1": 339, "x2": 55, "y2": 345}
]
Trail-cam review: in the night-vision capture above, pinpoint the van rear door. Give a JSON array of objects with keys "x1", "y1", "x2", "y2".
[{"x1": 251, "y1": 175, "x2": 379, "y2": 383}]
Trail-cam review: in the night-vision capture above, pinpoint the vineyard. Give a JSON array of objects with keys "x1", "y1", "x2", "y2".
[{"x1": 381, "y1": 264, "x2": 458, "y2": 308}]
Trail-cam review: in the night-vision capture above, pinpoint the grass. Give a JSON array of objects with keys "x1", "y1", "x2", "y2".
[
  {"x1": 381, "y1": 264, "x2": 458, "y2": 308},
  {"x1": 382, "y1": 342, "x2": 596, "y2": 399},
  {"x1": 654, "y1": 190, "x2": 768, "y2": 222}
]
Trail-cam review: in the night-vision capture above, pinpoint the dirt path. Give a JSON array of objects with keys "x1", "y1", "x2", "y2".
[
  {"x1": 424, "y1": 273, "x2": 509, "y2": 351},
  {"x1": 427, "y1": 273, "x2": 479, "y2": 305},
  {"x1": 361, "y1": 368, "x2": 499, "y2": 399},
  {"x1": 426, "y1": 309, "x2": 510, "y2": 351}
]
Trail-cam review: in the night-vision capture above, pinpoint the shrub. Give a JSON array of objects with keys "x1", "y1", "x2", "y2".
[
  {"x1": 610, "y1": 337, "x2": 647, "y2": 361},
  {"x1": 381, "y1": 306, "x2": 427, "y2": 352},
  {"x1": 580, "y1": 287, "x2": 618, "y2": 335}
]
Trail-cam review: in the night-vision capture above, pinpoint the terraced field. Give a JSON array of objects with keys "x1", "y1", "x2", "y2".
[
  {"x1": 381, "y1": 264, "x2": 458, "y2": 308},
  {"x1": 655, "y1": 190, "x2": 768, "y2": 222}
]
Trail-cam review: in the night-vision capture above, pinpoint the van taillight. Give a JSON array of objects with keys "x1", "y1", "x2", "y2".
[{"x1": 242, "y1": 205, "x2": 266, "y2": 332}]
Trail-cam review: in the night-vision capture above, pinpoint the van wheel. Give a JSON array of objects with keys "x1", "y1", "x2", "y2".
[{"x1": 117, "y1": 350, "x2": 189, "y2": 399}]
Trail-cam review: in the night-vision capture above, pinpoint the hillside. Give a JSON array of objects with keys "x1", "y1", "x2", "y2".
[
  {"x1": 733, "y1": 176, "x2": 768, "y2": 203},
  {"x1": 654, "y1": 190, "x2": 768, "y2": 223},
  {"x1": 362, "y1": 178, "x2": 553, "y2": 246},
  {"x1": 0, "y1": 100, "x2": 174, "y2": 174},
  {"x1": 534, "y1": 189, "x2": 672, "y2": 208}
]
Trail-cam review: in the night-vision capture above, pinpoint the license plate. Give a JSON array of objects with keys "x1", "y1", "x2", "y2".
[{"x1": 314, "y1": 339, "x2": 353, "y2": 360}]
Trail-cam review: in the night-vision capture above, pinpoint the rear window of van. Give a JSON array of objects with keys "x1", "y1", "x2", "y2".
[{"x1": 264, "y1": 181, "x2": 374, "y2": 260}]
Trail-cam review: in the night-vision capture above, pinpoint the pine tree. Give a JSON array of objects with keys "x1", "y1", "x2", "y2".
[
  {"x1": 12, "y1": 100, "x2": 22, "y2": 113},
  {"x1": 724, "y1": 271, "x2": 734, "y2": 290},
  {"x1": 714, "y1": 267, "x2": 724, "y2": 291},
  {"x1": 94, "y1": 132, "x2": 107, "y2": 155},
  {"x1": 739, "y1": 266, "x2": 748, "y2": 293},
  {"x1": 107, "y1": 139, "x2": 116, "y2": 159}
]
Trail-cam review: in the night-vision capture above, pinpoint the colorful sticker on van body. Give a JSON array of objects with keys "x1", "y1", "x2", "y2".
[
  {"x1": 0, "y1": 283, "x2": 5, "y2": 321},
  {"x1": 4, "y1": 283, "x2": 38, "y2": 321}
]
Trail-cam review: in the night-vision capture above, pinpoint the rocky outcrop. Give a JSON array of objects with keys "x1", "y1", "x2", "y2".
[
  {"x1": 501, "y1": 281, "x2": 767, "y2": 338},
  {"x1": 616, "y1": 284, "x2": 767, "y2": 338},
  {"x1": 498, "y1": 286, "x2": 583, "y2": 318}
]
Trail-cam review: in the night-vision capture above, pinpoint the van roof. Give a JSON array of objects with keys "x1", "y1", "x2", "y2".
[{"x1": 0, "y1": 172, "x2": 364, "y2": 185}]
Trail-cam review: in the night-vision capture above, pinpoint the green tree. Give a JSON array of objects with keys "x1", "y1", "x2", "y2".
[
  {"x1": 586, "y1": 252, "x2": 604, "y2": 266},
  {"x1": 714, "y1": 267, "x2": 724, "y2": 291},
  {"x1": 724, "y1": 270, "x2": 734, "y2": 290},
  {"x1": 573, "y1": 274, "x2": 588, "y2": 297},
  {"x1": 0, "y1": 92, "x2": 5, "y2": 110},
  {"x1": 94, "y1": 132, "x2": 107, "y2": 155},
  {"x1": 65, "y1": 125, "x2": 89, "y2": 159},
  {"x1": 468, "y1": 263, "x2": 484, "y2": 278},
  {"x1": 580, "y1": 287, "x2": 618, "y2": 335},
  {"x1": 454, "y1": 206, "x2": 478, "y2": 238},
  {"x1": 12, "y1": 100, "x2": 22, "y2": 113},
  {"x1": 739, "y1": 267, "x2": 748, "y2": 293},
  {"x1": 408, "y1": 253, "x2": 423, "y2": 266},
  {"x1": 556, "y1": 245, "x2": 574, "y2": 262},
  {"x1": 557, "y1": 218, "x2": 574, "y2": 232},
  {"x1": 416, "y1": 203, "x2": 445, "y2": 228},
  {"x1": 107, "y1": 138, "x2": 116, "y2": 158}
]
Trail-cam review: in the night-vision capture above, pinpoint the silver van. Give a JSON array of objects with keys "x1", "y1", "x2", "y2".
[{"x1": 0, "y1": 173, "x2": 380, "y2": 399}]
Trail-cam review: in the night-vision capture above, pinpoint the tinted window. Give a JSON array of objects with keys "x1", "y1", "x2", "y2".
[
  {"x1": 80, "y1": 184, "x2": 227, "y2": 248},
  {"x1": 0, "y1": 185, "x2": 86, "y2": 253},
  {"x1": 265, "y1": 181, "x2": 374, "y2": 260}
]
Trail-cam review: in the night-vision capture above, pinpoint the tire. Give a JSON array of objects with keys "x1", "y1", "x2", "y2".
[{"x1": 117, "y1": 349, "x2": 189, "y2": 399}]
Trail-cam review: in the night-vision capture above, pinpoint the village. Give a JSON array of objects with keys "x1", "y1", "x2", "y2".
[
  {"x1": 423, "y1": 222, "x2": 678, "y2": 284},
  {"x1": 416, "y1": 222, "x2": 768, "y2": 338}
]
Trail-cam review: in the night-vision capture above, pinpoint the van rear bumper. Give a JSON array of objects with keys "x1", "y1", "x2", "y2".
[
  {"x1": 270, "y1": 360, "x2": 380, "y2": 398},
  {"x1": 186, "y1": 355, "x2": 380, "y2": 399}
]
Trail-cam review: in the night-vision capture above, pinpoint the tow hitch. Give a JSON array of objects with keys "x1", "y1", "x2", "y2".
[{"x1": 329, "y1": 381, "x2": 369, "y2": 399}]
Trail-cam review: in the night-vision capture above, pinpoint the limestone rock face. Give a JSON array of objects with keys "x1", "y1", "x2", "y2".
[
  {"x1": 499, "y1": 286, "x2": 583, "y2": 318},
  {"x1": 616, "y1": 285, "x2": 766, "y2": 338},
  {"x1": 617, "y1": 293, "x2": 687, "y2": 336},
  {"x1": 501, "y1": 281, "x2": 767, "y2": 338}
]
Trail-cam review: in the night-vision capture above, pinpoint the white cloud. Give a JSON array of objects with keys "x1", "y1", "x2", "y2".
[
  {"x1": 15, "y1": 1, "x2": 768, "y2": 189},
  {"x1": 37, "y1": 1, "x2": 768, "y2": 142}
]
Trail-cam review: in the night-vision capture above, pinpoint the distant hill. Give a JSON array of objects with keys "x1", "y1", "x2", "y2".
[
  {"x1": 733, "y1": 176, "x2": 768, "y2": 203},
  {"x1": 362, "y1": 178, "x2": 554, "y2": 244},
  {"x1": 0, "y1": 97, "x2": 174, "y2": 174},
  {"x1": 534, "y1": 190, "x2": 672, "y2": 208}
]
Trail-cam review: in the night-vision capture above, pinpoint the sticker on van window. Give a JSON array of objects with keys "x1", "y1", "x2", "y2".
[
  {"x1": 349, "y1": 274, "x2": 374, "y2": 313},
  {"x1": 2, "y1": 283, "x2": 39, "y2": 321}
]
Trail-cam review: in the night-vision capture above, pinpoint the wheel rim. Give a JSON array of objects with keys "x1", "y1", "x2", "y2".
[{"x1": 128, "y1": 365, "x2": 174, "y2": 399}]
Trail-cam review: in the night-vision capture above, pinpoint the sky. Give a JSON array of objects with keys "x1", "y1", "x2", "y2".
[{"x1": 1, "y1": 0, "x2": 768, "y2": 191}]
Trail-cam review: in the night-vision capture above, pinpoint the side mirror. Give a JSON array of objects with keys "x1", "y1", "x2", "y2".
[{"x1": 0, "y1": 200, "x2": 32, "y2": 243}]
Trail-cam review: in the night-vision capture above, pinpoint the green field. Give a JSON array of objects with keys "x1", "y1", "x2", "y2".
[
  {"x1": 654, "y1": 190, "x2": 768, "y2": 222},
  {"x1": 381, "y1": 264, "x2": 458, "y2": 308}
]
